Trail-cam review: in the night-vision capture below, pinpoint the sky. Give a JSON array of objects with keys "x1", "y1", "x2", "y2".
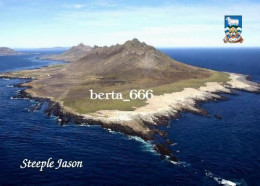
[{"x1": 0, "y1": 0, "x2": 259, "y2": 48}]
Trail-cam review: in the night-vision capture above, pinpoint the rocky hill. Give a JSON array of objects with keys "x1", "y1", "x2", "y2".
[
  {"x1": 41, "y1": 43, "x2": 92, "y2": 62},
  {"x1": 0, "y1": 47, "x2": 22, "y2": 56},
  {"x1": 68, "y1": 39, "x2": 210, "y2": 83}
]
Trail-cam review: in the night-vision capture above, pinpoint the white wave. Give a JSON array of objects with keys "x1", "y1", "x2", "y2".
[
  {"x1": 178, "y1": 161, "x2": 191, "y2": 167},
  {"x1": 83, "y1": 124, "x2": 94, "y2": 127},
  {"x1": 128, "y1": 136, "x2": 156, "y2": 154},
  {"x1": 79, "y1": 123, "x2": 89, "y2": 127},
  {"x1": 170, "y1": 160, "x2": 178, "y2": 165},
  {"x1": 167, "y1": 158, "x2": 190, "y2": 167},
  {"x1": 166, "y1": 158, "x2": 178, "y2": 165},
  {"x1": 107, "y1": 128, "x2": 116, "y2": 134},
  {"x1": 10, "y1": 97, "x2": 29, "y2": 100},
  {"x1": 78, "y1": 123, "x2": 98, "y2": 128},
  {"x1": 216, "y1": 179, "x2": 236, "y2": 186},
  {"x1": 3, "y1": 78, "x2": 10, "y2": 80},
  {"x1": 128, "y1": 136, "x2": 146, "y2": 143},
  {"x1": 6, "y1": 85, "x2": 14, "y2": 87},
  {"x1": 205, "y1": 171, "x2": 237, "y2": 186}
]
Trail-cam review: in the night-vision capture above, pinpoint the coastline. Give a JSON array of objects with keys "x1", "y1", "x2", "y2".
[{"x1": 1, "y1": 72, "x2": 259, "y2": 162}]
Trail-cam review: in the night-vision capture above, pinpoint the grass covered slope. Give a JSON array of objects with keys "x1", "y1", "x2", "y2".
[{"x1": 1, "y1": 39, "x2": 230, "y2": 114}]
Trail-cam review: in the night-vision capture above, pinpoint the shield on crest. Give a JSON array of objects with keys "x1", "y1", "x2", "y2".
[{"x1": 223, "y1": 15, "x2": 243, "y2": 43}]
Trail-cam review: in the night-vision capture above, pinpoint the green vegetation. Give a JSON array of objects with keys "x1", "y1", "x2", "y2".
[
  {"x1": 153, "y1": 71, "x2": 229, "y2": 95},
  {"x1": 47, "y1": 64, "x2": 66, "y2": 69},
  {"x1": 62, "y1": 71, "x2": 230, "y2": 114}
]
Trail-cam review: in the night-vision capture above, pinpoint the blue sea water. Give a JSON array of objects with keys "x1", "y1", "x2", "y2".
[{"x1": 0, "y1": 48, "x2": 259, "y2": 185}]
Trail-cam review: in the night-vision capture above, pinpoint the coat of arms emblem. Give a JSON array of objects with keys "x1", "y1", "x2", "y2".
[{"x1": 223, "y1": 15, "x2": 243, "y2": 43}]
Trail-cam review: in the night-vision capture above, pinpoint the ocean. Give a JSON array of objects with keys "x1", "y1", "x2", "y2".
[{"x1": 0, "y1": 48, "x2": 259, "y2": 185}]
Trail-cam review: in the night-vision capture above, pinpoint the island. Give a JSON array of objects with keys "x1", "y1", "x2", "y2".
[
  {"x1": 1, "y1": 39, "x2": 259, "y2": 162},
  {"x1": 0, "y1": 47, "x2": 23, "y2": 56}
]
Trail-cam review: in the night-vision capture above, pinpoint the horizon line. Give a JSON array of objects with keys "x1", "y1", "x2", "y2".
[{"x1": 12, "y1": 46, "x2": 260, "y2": 50}]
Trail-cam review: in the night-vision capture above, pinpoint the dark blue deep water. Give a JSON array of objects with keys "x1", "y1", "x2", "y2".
[{"x1": 0, "y1": 48, "x2": 259, "y2": 185}]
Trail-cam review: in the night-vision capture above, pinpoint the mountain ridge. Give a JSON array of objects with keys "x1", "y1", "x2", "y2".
[
  {"x1": 41, "y1": 43, "x2": 92, "y2": 62},
  {"x1": 67, "y1": 39, "x2": 210, "y2": 84}
]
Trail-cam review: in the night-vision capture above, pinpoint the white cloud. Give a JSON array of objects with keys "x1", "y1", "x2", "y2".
[
  {"x1": 62, "y1": 3, "x2": 86, "y2": 9},
  {"x1": 62, "y1": 0, "x2": 117, "y2": 10},
  {"x1": 2, "y1": 0, "x2": 260, "y2": 47},
  {"x1": 52, "y1": 2, "x2": 260, "y2": 47},
  {"x1": 74, "y1": 4, "x2": 85, "y2": 9},
  {"x1": 95, "y1": 0, "x2": 117, "y2": 7}
]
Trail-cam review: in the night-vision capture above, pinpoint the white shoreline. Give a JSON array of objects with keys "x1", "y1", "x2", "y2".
[{"x1": 79, "y1": 73, "x2": 260, "y2": 136}]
